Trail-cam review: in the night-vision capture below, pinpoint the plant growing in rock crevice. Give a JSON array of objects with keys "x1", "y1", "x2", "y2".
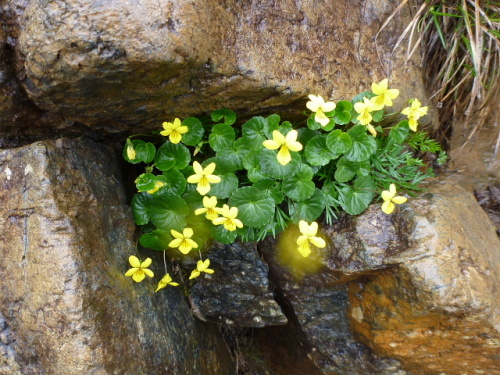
[{"x1": 123, "y1": 79, "x2": 444, "y2": 290}]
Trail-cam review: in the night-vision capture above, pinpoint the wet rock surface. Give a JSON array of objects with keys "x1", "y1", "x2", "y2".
[
  {"x1": 0, "y1": 138, "x2": 234, "y2": 374},
  {"x1": 1, "y1": 0, "x2": 429, "y2": 136},
  {"x1": 260, "y1": 180, "x2": 500, "y2": 375},
  {"x1": 190, "y1": 242, "x2": 287, "y2": 327}
]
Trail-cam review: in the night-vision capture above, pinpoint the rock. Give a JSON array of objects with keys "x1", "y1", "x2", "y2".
[
  {"x1": 190, "y1": 241, "x2": 287, "y2": 327},
  {"x1": 0, "y1": 138, "x2": 234, "y2": 374},
  {"x1": 2, "y1": 0, "x2": 428, "y2": 135},
  {"x1": 260, "y1": 180, "x2": 500, "y2": 375}
]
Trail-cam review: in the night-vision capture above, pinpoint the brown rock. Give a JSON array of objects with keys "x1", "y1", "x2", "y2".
[
  {"x1": 0, "y1": 138, "x2": 234, "y2": 374},
  {"x1": 8, "y1": 0, "x2": 430, "y2": 134},
  {"x1": 348, "y1": 181, "x2": 500, "y2": 375}
]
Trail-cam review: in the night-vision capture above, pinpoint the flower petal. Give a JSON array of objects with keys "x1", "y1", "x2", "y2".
[
  {"x1": 129, "y1": 255, "x2": 141, "y2": 268},
  {"x1": 140, "y1": 258, "x2": 152, "y2": 268},
  {"x1": 381, "y1": 200, "x2": 395, "y2": 214},
  {"x1": 310, "y1": 236, "x2": 326, "y2": 248},
  {"x1": 125, "y1": 268, "x2": 138, "y2": 277},
  {"x1": 132, "y1": 270, "x2": 146, "y2": 282},
  {"x1": 277, "y1": 146, "x2": 291, "y2": 165},
  {"x1": 392, "y1": 196, "x2": 408, "y2": 204},
  {"x1": 143, "y1": 269, "x2": 154, "y2": 278}
]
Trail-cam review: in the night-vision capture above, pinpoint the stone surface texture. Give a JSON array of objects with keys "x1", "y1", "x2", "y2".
[
  {"x1": 260, "y1": 180, "x2": 500, "y2": 375},
  {"x1": 0, "y1": 138, "x2": 234, "y2": 375},
  {"x1": 190, "y1": 241, "x2": 287, "y2": 327},
  {"x1": 1, "y1": 0, "x2": 431, "y2": 136}
]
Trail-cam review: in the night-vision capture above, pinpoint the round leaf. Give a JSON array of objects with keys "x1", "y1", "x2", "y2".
[
  {"x1": 326, "y1": 129, "x2": 353, "y2": 155},
  {"x1": 333, "y1": 101, "x2": 353, "y2": 125},
  {"x1": 334, "y1": 157, "x2": 357, "y2": 183},
  {"x1": 259, "y1": 148, "x2": 301, "y2": 180},
  {"x1": 209, "y1": 124, "x2": 235, "y2": 152},
  {"x1": 338, "y1": 176, "x2": 376, "y2": 215},
  {"x1": 389, "y1": 121, "x2": 410, "y2": 144},
  {"x1": 209, "y1": 172, "x2": 239, "y2": 199},
  {"x1": 242, "y1": 116, "x2": 267, "y2": 150},
  {"x1": 345, "y1": 126, "x2": 377, "y2": 162},
  {"x1": 211, "y1": 109, "x2": 236, "y2": 126},
  {"x1": 281, "y1": 164, "x2": 316, "y2": 201},
  {"x1": 181, "y1": 117, "x2": 204, "y2": 146},
  {"x1": 135, "y1": 173, "x2": 157, "y2": 192},
  {"x1": 154, "y1": 142, "x2": 191, "y2": 171},
  {"x1": 289, "y1": 189, "x2": 325, "y2": 223},
  {"x1": 139, "y1": 229, "x2": 172, "y2": 250},
  {"x1": 155, "y1": 169, "x2": 186, "y2": 196},
  {"x1": 264, "y1": 114, "x2": 280, "y2": 138},
  {"x1": 229, "y1": 186, "x2": 275, "y2": 227},
  {"x1": 211, "y1": 224, "x2": 238, "y2": 244},
  {"x1": 131, "y1": 193, "x2": 153, "y2": 225},
  {"x1": 305, "y1": 135, "x2": 337, "y2": 166},
  {"x1": 150, "y1": 195, "x2": 189, "y2": 231}
]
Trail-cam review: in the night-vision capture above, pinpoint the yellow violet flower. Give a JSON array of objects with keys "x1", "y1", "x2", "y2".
[
  {"x1": 263, "y1": 130, "x2": 303, "y2": 166},
  {"x1": 160, "y1": 118, "x2": 188, "y2": 144},
  {"x1": 125, "y1": 256, "x2": 154, "y2": 282},
  {"x1": 371, "y1": 79, "x2": 399, "y2": 110},
  {"x1": 194, "y1": 196, "x2": 221, "y2": 220},
  {"x1": 354, "y1": 97, "x2": 377, "y2": 126},
  {"x1": 296, "y1": 220, "x2": 326, "y2": 258},
  {"x1": 212, "y1": 204, "x2": 243, "y2": 231},
  {"x1": 381, "y1": 184, "x2": 408, "y2": 214},
  {"x1": 187, "y1": 161, "x2": 221, "y2": 196},
  {"x1": 306, "y1": 94, "x2": 336, "y2": 127},
  {"x1": 169, "y1": 227, "x2": 198, "y2": 254},
  {"x1": 401, "y1": 99, "x2": 428, "y2": 132},
  {"x1": 146, "y1": 180, "x2": 164, "y2": 194},
  {"x1": 155, "y1": 273, "x2": 179, "y2": 292},
  {"x1": 126, "y1": 142, "x2": 136, "y2": 160},
  {"x1": 189, "y1": 259, "x2": 215, "y2": 280}
]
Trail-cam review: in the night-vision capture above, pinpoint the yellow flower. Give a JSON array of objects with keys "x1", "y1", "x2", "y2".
[
  {"x1": 194, "y1": 196, "x2": 221, "y2": 220},
  {"x1": 296, "y1": 220, "x2": 326, "y2": 257},
  {"x1": 306, "y1": 94, "x2": 336, "y2": 127},
  {"x1": 126, "y1": 142, "x2": 136, "y2": 160},
  {"x1": 169, "y1": 228, "x2": 198, "y2": 254},
  {"x1": 187, "y1": 161, "x2": 221, "y2": 196},
  {"x1": 354, "y1": 97, "x2": 377, "y2": 126},
  {"x1": 263, "y1": 130, "x2": 303, "y2": 166},
  {"x1": 381, "y1": 184, "x2": 408, "y2": 214},
  {"x1": 371, "y1": 79, "x2": 399, "y2": 110},
  {"x1": 160, "y1": 118, "x2": 188, "y2": 144},
  {"x1": 125, "y1": 256, "x2": 154, "y2": 282},
  {"x1": 146, "y1": 180, "x2": 164, "y2": 194},
  {"x1": 401, "y1": 99, "x2": 428, "y2": 132},
  {"x1": 155, "y1": 273, "x2": 179, "y2": 292},
  {"x1": 212, "y1": 204, "x2": 243, "y2": 231},
  {"x1": 189, "y1": 259, "x2": 215, "y2": 280}
]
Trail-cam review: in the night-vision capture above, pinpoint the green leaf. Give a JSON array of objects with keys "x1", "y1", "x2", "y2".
[
  {"x1": 150, "y1": 195, "x2": 189, "y2": 231},
  {"x1": 334, "y1": 157, "x2": 357, "y2": 183},
  {"x1": 338, "y1": 176, "x2": 376, "y2": 215},
  {"x1": 209, "y1": 172, "x2": 238, "y2": 199},
  {"x1": 242, "y1": 116, "x2": 267, "y2": 150},
  {"x1": 281, "y1": 164, "x2": 316, "y2": 201},
  {"x1": 297, "y1": 128, "x2": 319, "y2": 146},
  {"x1": 333, "y1": 100, "x2": 353, "y2": 125},
  {"x1": 307, "y1": 117, "x2": 322, "y2": 130},
  {"x1": 135, "y1": 173, "x2": 157, "y2": 192},
  {"x1": 181, "y1": 117, "x2": 204, "y2": 146},
  {"x1": 264, "y1": 114, "x2": 280, "y2": 138},
  {"x1": 305, "y1": 135, "x2": 337, "y2": 166},
  {"x1": 229, "y1": 186, "x2": 275, "y2": 227},
  {"x1": 259, "y1": 148, "x2": 301, "y2": 180},
  {"x1": 218, "y1": 149, "x2": 243, "y2": 170},
  {"x1": 155, "y1": 169, "x2": 186, "y2": 196},
  {"x1": 389, "y1": 121, "x2": 410, "y2": 143},
  {"x1": 209, "y1": 124, "x2": 235, "y2": 152},
  {"x1": 326, "y1": 129, "x2": 353, "y2": 155},
  {"x1": 124, "y1": 140, "x2": 156, "y2": 164},
  {"x1": 211, "y1": 109, "x2": 236, "y2": 126},
  {"x1": 211, "y1": 224, "x2": 238, "y2": 244},
  {"x1": 154, "y1": 142, "x2": 191, "y2": 171},
  {"x1": 289, "y1": 189, "x2": 325, "y2": 223},
  {"x1": 139, "y1": 229, "x2": 172, "y2": 250},
  {"x1": 253, "y1": 179, "x2": 284, "y2": 204},
  {"x1": 371, "y1": 109, "x2": 384, "y2": 123},
  {"x1": 131, "y1": 193, "x2": 153, "y2": 225},
  {"x1": 345, "y1": 125, "x2": 377, "y2": 162}
]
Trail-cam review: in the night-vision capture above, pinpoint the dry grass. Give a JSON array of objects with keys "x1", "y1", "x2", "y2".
[{"x1": 379, "y1": 0, "x2": 500, "y2": 150}]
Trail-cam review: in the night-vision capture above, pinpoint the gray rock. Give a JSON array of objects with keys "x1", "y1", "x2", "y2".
[
  {"x1": 190, "y1": 241, "x2": 287, "y2": 327},
  {"x1": 0, "y1": 138, "x2": 234, "y2": 374}
]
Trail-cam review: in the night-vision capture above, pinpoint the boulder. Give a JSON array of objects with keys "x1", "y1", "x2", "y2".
[
  {"x1": 0, "y1": 138, "x2": 234, "y2": 374},
  {"x1": 260, "y1": 180, "x2": 500, "y2": 375},
  {"x1": 190, "y1": 241, "x2": 287, "y2": 327},
  {"x1": 3, "y1": 0, "x2": 429, "y2": 135}
]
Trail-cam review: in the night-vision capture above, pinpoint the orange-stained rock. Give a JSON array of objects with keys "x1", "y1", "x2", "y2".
[{"x1": 348, "y1": 181, "x2": 500, "y2": 375}]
